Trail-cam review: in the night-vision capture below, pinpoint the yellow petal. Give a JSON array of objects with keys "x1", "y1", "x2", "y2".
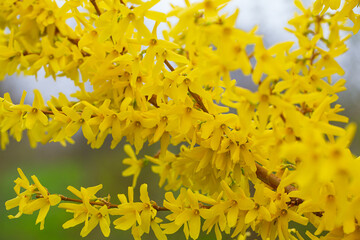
[
  {"x1": 114, "y1": 215, "x2": 136, "y2": 230},
  {"x1": 62, "y1": 213, "x2": 87, "y2": 229},
  {"x1": 36, "y1": 111, "x2": 49, "y2": 126},
  {"x1": 31, "y1": 175, "x2": 48, "y2": 197},
  {"x1": 245, "y1": 209, "x2": 258, "y2": 224},
  {"x1": 227, "y1": 206, "x2": 239, "y2": 228},
  {"x1": 189, "y1": 214, "x2": 200, "y2": 239},
  {"x1": 5, "y1": 197, "x2": 21, "y2": 210},
  {"x1": 140, "y1": 184, "x2": 150, "y2": 203},
  {"x1": 25, "y1": 113, "x2": 37, "y2": 129},
  {"x1": 151, "y1": 221, "x2": 167, "y2": 240},
  {"x1": 49, "y1": 194, "x2": 61, "y2": 206},
  {"x1": 99, "y1": 218, "x2": 110, "y2": 237},
  {"x1": 36, "y1": 203, "x2": 50, "y2": 224}
]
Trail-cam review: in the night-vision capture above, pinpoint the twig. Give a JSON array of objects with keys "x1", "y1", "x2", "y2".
[
  {"x1": 247, "y1": 51, "x2": 254, "y2": 59},
  {"x1": 164, "y1": 59, "x2": 175, "y2": 71},
  {"x1": 35, "y1": 194, "x2": 206, "y2": 212},
  {"x1": 255, "y1": 163, "x2": 323, "y2": 216},
  {"x1": 164, "y1": 60, "x2": 209, "y2": 113},
  {"x1": 36, "y1": 194, "x2": 170, "y2": 210},
  {"x1": 188, "y1": 89, "x2": 208, "y2": 113},
  {"x1": 41, "y1": 110, "x2": 55, "y2": 115},
  {"x1": 34, "y1": 157, "x2": 323, "y2": 216},
  {"x1": 90, "y1": 0, "x2": 102, "y2": 16},
  {"x1": 146, "y1": 95, "x2": 159, "y2": 108},
  {"x1": 255, "y1": 163, "x2": 296, "y2": 193}
]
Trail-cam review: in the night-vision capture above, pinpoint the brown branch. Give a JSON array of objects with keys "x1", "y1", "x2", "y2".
[
  {"x1": 90, "y1": 0, "x2": 102, "y2": 16},
  {"x1": 188, "y1": 89, "x2": 208, "y2": 113},
  {"x1": 255, "y1": 163, "x2": 323, "y2": 217},
  {"x1": 35, "y1": 194, "x2": 209, "y2": 212},
  {"x1": 146, "y1": 95, "x2": 159, "y2": 108},
  {"x1": 41, "y1": 110, "x2": 55, "y2": 115},
  {"x1": 164, "y1": 60, "x2": 209, "y2": 113},
  {"x1": 60, "y1": 195, "x2": 118, "y2": 208},
  {"x1": 152, "y1": 205, "x2": 169, "y2": 211},
  {"x1": 67, "y1": 37, "x2": 79, "y2": 46},
  {"x1": 36, "y1": 194, "x2": 169, "y2": 210},
  {"x1": 164, "y1": 59, "x2": 175, "y2": 71},
  {"x1": 255, "y1": 163, "x2": 296, "y2": 193},
  {"x1": 33, "y1": 156, "x2": 322, "y2": 217},
  {"x1": 247, "y1": 51, "x2": 254, "y2": 59}
]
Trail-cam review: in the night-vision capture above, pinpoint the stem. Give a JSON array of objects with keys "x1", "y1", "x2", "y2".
[
  {"x1": 247, "y1": 52, "x2": 254, "y2": 59},
  {"x1": 146, "y1": 95, "x2": 159, "y2": 108},
  {"x1": 36, "y1": 194, "x2": 167, "y2": 210},
  {"x1": 255, "y1": 163, "x2": 296, "y2": 193},
  {"x1": 60, "y1": 195, "x2": 118, "y2": 208},
  {"x1": 164, "y1": 60, "x2": 209, "y2": 113},
  {"x1": 34, "y1": 157, "x2": 322, "y2": 217},
  {"x1": 188, "y1": 89, "x2": 208, "y2": 113},
  {"x1": 255, "y1": 163, "x2": 323, "y2": 216},
  {"x1": 164, "y1": 59, "x2": 175, "y2": 71},
  {"x1": 90, "y1": 0, "x2": 102, "y2": 16}
]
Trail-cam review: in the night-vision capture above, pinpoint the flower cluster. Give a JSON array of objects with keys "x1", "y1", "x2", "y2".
[
  {"x1": 5, "y1": 168, "x2": 61, "y2": 229},
  {"x1": 4, "y1": 168, "x2": 308, "y2": 239},
  {"x1": 2, "y1": 0, "x2": 360, "y2": 239}
]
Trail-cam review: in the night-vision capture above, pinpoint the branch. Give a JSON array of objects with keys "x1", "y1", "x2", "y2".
[
  {"x1": 34, "y1": 159, "x2": 322, "y2": 217},
  {"x1": 255, "y1": 163, "x2": 323, "y2": 216},
  {"x1": 164, "y1": 59, "x2": 175, "y2": 71},
  {"x1": 164, "y1": 60, "x2": 209, "y2": 113},
  {"x1": 90, "y1": 0, "x2": 102, "y2": 16},
  {"x1": 188, "y1": 89, "x2": 209, "y2": 113},
  {"x1": 145, "y1": 95, "x2": 159, "y2": 108},
  {"x1": 35, "y1": 194, "x2": 206, "y2": 212},
  {"x1": 255, "y1": 163, "x2": 296, "y2": 193},
  {"x1": 36, "y1": 194, "x2": 170, "y2": 210}
]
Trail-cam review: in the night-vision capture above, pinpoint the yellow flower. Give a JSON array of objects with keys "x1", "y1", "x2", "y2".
[
  {"x1": 96, "y1": 99, "x2": 122, "y2": 141},
  {"x1": 111, "y1": 186, "x2": 142, "y2": 231},
  {"x1": 60, "y1": 203, "x2": 88, "y2": 230},
  {"x1": 59, "y1": 184, "x2": 105, "y2": 236},
  {"x1": 200, "y1": 113, "x2": 238, "y2": 150},
  {"x1": 170, "y1": 98, "x2": 212, "y2": 135},
  {"x1": 245, "y1": 184, "x2": 271, "y2": 224},
  {"x1": 28, "y1": 37, "x2": 65, "y2": 79},
  {"x1": 313, "y1": 0, "x2": 341, "y2": 15},
  {"x1": 220, "y1": 180, "x2": 255, "y2": 228},
  {"x1": 111, "y1": 184, "x2": 159, "y2": 239},
  {"x1": 138, "y1": 184, "x2": 157, "y2": 234},
  {"x1": 22, "y1": 175, "x2": 61, "y2": 230},
  {"x1": 122, "y1": 144, "x2": 144, "y2": 187},
  {"x1": 11, "y1": 90, "x2": 48, "y2": 129},
  {"x1": 5, "y1": 168, "x2": 36, "y2": 219},
  {"x1": 164, "y1": 189, "x2": 212, "y2": 239},
  {"x1": 111, "y1": 0, "x2": 160, "y2": 41},
  {"x1": 80, "y1": 204, "x2": 111, "y2": 237},
  {"x1": 150, "y1": 217, "x2": 167, "y2": 240},
  {"x1": 0, "y1": 92, "x2": 26, "y2": 143},
  {"x1": 146, "y1": 151, "x2": 178, "y2": 188},
  {"x1": 63, "y1": 106, "x2": 95, "y2": 143},
  {"x1": 252, "y1": 40, "x2": 290, "y2": 84}
]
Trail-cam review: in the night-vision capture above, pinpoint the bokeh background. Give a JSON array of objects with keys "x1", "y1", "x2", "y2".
[{"x1": 1, "y1": 0, "x2": 360, "y2": 239}]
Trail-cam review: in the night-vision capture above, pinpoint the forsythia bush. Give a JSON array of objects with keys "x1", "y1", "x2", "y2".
[{"x1": 2, "y1": 0, "x2": 360, "y2": 239}]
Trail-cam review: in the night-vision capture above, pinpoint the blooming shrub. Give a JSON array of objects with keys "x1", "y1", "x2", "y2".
[{"x1": 2, "y1": 0, "x2": 360, "y2": 239}]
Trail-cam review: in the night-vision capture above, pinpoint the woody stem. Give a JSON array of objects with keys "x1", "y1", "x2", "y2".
[{"x1": 90, "y1": 0, "x2": 102, "y2": 16}]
